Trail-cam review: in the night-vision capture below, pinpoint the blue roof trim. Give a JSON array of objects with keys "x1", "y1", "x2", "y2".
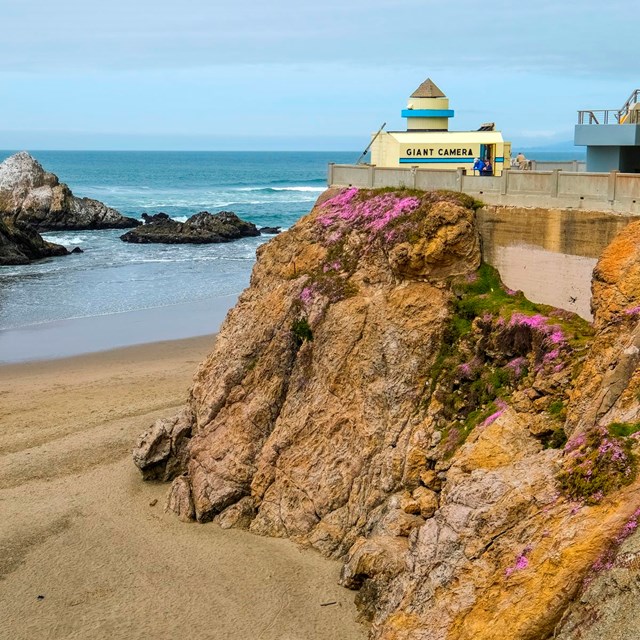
[{"x1": 401, "y1": 109, "x2": 455, "y2": 118}]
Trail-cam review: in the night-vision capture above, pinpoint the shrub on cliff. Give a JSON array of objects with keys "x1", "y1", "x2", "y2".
[{"x1": 557, "y1": 426, "x2": 637, "y2": 504}]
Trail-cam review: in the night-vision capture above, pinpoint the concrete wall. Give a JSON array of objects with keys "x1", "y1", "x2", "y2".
[
  {"x1": 586, "y1": 147, "x2": 622, "y2": 172},
  {"x1": 575, "y1": 124, "x2": 640, "y2": 146},
  {"x1": 326, "y1": 164, "x2": 640, "y2": 318},
  {"x1": 477, "y1": 206, "x2": 638, "y2": 320},
  {"x1": 530, "y1": 160, "x2": 586, "y2": 172},
  {"x1": 328, "y1": 164, "x2": 640, "y2": 214}
]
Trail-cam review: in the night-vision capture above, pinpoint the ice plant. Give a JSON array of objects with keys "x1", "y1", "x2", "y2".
[
  {"x1": 318, "y1": 188, "x2": 420, "y2": 233},
  {"x1": 479, "y1": 399, "x2": 508, "y2": 428},
  {"x1": 299, "y1": 286, "x2": 314, "y2": 305},
  {"x1": 557, "y1": 426, "x2": 636, "y2": 503},
  {"x1": 505, "y1": 356, "x2": 527, "y2": 378},
  {"x1": 505, "y1": 545, "x2": 533, "y2": 577}
]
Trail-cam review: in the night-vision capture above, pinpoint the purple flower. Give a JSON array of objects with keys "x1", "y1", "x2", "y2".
[
  {"x1": 299, "y1": 287, "x2": 314, "y2": 304},
  {"x1": 480, "y1": 400, "x2": 508, "y2": 428},
  {"x1": 317, "y1": 188, "x2": 420, "y2": 233},
  {"x1": 505, "y1": 548, "x2": 531, "y2": 578},
  {"x1": 505, "y1": 357, "x2": 527, "y2": 377}
]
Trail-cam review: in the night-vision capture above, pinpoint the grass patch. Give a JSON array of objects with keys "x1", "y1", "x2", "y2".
[
  {"x1": 541, "y1": 427, "x2": 568, "y2": 449},
  {"x1": 291, "y1": 318, "x2": 313, "y2": 346},
  {"x1": 608, "y1": 422, "x2": 640, "y2": 438}
]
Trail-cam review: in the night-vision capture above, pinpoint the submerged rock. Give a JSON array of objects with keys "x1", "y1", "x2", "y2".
[
  {"x1": 0, "y1": 216, "x2": 68, "y2": 265},
  {"x1": 0, "y1": 151, "x2": 140, "y2": 231},
  {"x1": 133, "y1": 187, "x2": 640, "y2": 639},
  {"x1": 120, "y1": 211, "x2": 260, "y2": 244}
]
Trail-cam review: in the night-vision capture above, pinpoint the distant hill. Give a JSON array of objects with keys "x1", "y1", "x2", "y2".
[{"x1": 520, "y1": 140, "x2": 585, "y2": 157}]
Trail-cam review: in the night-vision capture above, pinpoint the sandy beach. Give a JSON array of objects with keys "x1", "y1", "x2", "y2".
[{"x1": 0, "y1": 335, "x2": 365, "y2": 640}]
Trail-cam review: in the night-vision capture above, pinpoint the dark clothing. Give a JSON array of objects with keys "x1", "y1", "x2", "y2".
[{"x1": 481, "y1": 163, "x2": 493, "y2": 176}]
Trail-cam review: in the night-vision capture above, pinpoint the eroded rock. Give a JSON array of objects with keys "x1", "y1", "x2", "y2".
[
  {"x1": 0, "y1": 216, "x2": 68, "y2": 265},
  {"x1": 0, "y1": 152, "x2": 140, "y2": 231},
  {"x1": 120, "y1": 211, "x2": 260, "y2": 244},
  {"x1": 132, "y1": 413, "x2": 192, "y2": 481},
  {"x1": 133, "y1": 189, "x2": 640, "y2": 639}
]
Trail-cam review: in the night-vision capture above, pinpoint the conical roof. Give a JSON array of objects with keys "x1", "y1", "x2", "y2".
[{"x1": 410, "y1": 78, "x2": 445, "y2": 98}]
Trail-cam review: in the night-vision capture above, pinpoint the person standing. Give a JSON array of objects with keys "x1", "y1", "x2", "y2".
[
  {"x1": 516, "y1": 152, "x2": 527, "y2": 170},
  {"x1": 473, "y1": 157, "x2": 485, "y2": 175}
]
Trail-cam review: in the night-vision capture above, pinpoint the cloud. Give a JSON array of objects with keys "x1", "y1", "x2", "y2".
[{"x1": 0, "y1": 0, "x2": 636, "y2": 77}]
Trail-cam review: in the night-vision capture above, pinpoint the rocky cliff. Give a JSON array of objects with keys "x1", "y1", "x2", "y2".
[
  {"x1": 0, "y1": 152, "x2": 140, "y2": 231},
  {"x1": 134, "y1": 187, "x2": 640, "y2": 639}
]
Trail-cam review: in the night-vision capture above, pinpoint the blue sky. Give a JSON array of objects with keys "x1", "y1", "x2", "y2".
[{"x1": 0, "y1": 0, "x2": 636, "y2": 150}]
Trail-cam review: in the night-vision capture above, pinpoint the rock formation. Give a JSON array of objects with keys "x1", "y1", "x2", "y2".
[
  {"x1": 0, "y1": 152, "x2": 140, "y2": 231},
  {"x1": 134, "y1": 187, "x2": 640, "y2": 639},
  {"x1": 120, "y1": 211, "x2": 260, "y2": 244},
  {"x1": 0, "y1": 216, "x2": 69, "y2": 265}
]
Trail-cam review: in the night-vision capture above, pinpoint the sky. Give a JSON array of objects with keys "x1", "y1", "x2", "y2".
[{"x1": 0, "y1": 0, "x2": 637, "y2": 151}]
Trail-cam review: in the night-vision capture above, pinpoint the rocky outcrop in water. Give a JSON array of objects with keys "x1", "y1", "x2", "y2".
[
  {"x1": 120, "y1": 211, "x2": 260, "y2": 244},
  {"x1": 134, "y1": 187, "x2": 640, "y2": 639},
  {"x1": 0, "y1": 152, "x2": 140, "y2": 231},
  {"x1": 0, "y1": 216, "x2": 69, "y2": 265}
]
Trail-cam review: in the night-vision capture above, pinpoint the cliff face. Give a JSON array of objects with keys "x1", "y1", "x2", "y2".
[
  {"x1": 134, "y1": 188, "x2": 640, "y2": 639},
  {"x1": 0, "y1": 152, "x2": 140, "y2": 231}
]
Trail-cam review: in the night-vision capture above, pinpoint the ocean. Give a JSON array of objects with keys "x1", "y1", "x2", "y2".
[
  {"x1": 0, "y1": 151, "x2": 357, "y2": 334},
  {"x1": 0, "y1": 149, "x2": 584, "y2": 361}
]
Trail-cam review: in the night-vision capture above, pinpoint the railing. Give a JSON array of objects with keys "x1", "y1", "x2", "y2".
[
  {"x1": 618, "y1": 89, "x2": 640, "y2": 123},
  {"x1": 578, "y1": 89, "x2": 640, "y2": 125},
  {"x1": 577, "y1": 110, "x2": 621, "y2": 125}
]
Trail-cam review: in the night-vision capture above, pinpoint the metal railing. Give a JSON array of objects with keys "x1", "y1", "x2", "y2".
[
  {"x1": 578, "y1": 89, "x2": 640, "y2": 125},
  {"x1": 577, "y1": 110, "x2": 621, "y2": 125},
  {"x1": 618, "y1": 89, "x2": 640, "y2": 123}
]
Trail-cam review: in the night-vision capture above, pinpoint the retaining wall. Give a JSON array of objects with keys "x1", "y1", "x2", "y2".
[{"x1": 328, "y1": 164, "x2": 640, "y2": 214}]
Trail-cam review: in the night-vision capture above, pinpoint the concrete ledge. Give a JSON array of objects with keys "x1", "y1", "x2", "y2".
[{"x1": 328, "y1": 164, "x2": 640, "y2": 215}]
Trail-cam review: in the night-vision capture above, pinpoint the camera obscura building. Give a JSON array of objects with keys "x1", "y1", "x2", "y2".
[{"x1": 370, "y1": 78, "x2": 511, "y2": 176}]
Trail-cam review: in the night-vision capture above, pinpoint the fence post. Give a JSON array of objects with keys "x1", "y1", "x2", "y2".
[
  {"x1": 368, "y1": 165, "x2": 375, "y2": 188},
  {"x1": 328, "y1": 163, "x2": 334, "y2": 186},
  {"x1": 551, "y1": 169, "x2": 560, "y2": 197},
  {"x1": 501, "y1": 169, "x2": 509, "y2": 195},
  {"x1": 456, "y1": 168, "x2": 465, "y2": 192},
  {"x1": 572, "y1": 160, "x2": 579, "y2": 172},
  {"x1": 410, "y1": 166, "x2": 417, "y2": 189},
  {"x1": 608, "y1": 170, "x2": 618, "y2": 203}
]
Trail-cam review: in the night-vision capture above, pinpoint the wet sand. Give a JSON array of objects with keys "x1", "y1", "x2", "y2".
[
  {"x1": 0, "y1": 336, "x2": 365, "y2": 640},
  {"x1": 0, "y1": 293, "x2": 239, "y2": 364}
]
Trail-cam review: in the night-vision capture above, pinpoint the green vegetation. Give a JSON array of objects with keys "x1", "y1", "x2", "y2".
[
  {"x1": 608, "y1": 422, "x2": 640, "y2": 438},
  {"x1": 557, "y1": 427, "x2": 637, "y2": 504},
  {"x1": 440, "y1": 402, "x2": 504, "y2": 458},
  {"x1": 423, "y1": 263, "x2": 595, "y2": 459},
  {"x1": 548, "y1": 399, "x2": 566, "y2": 421},
  {"x1": 291, "y1": 318, "x2": 313, "y2": 346},
  {"x1": 541, "y1": 427, "x2": 568, "y2": 450}
]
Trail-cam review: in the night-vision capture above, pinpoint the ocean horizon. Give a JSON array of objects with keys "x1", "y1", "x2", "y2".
[
  {"x1": 0, "y1": 148, "x2": 585, "y2": 360},
  {"x1": 0, "y1": 151, "x2": 355, "y2": 331}
]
